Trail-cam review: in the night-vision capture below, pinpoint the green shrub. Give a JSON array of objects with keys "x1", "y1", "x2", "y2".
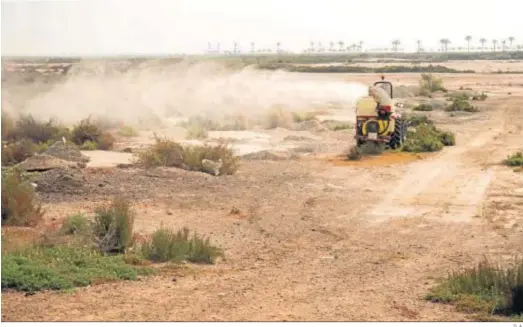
[
  {"x1": 438, "y1": 130, "x2": 457, "y2": 146},
  {"x1": 1, "y1": 168, "x2": 44, "y2": 227},
  {"x1": 446, "y1": 99, "x2": 479, "y2": 112},
  {"x1": 60, "y1": 214, "x2": 90, "y2": 235},
  {"x1": 136, "y1": 137, "x2": 239, "y2": 176},
  {"x1": 413, "y1": 103, "x2": 434, "y2": 112},
  {"x1": 92, "y1": 197, "x2": 135, "y2": 254},
  {"x1": 447, "y1": 91, "x2": 470, "y2": 101},
  {"x1": 419, "y1": 73, "x2": 447, "y2": 96},
  {"x1": 403, "y1": 124, "x2": 446, "y2": 153},
  {"x1": 505, "y1": 152, "x2": 523, "y2": 167},
  {"x1": 426, "y1": 259, "x2": 523, "y2": 317},
  {"x1": 117, "y1": 125, "x2": 139, "y2": 137},
  {"x1": 331, "y1": 123, "x2": 353, "y2": 131},
  {"x1": 80, "y1": 141, "x2": 98, "y2": 150},
  {"x1": 1, "y1": 244, "x2": 153, "y2": 292},
  {"x1": 141, "y1": 227, "x2": 222, "y2": 264},
  {"x1": 406, "y1": 114, "x2": 434, "y2": 127}
]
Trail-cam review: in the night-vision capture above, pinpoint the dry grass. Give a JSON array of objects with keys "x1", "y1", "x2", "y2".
[
  {"x1": 419, "y1": 73, "x2": 447, "y2": 97},
  {"x1": 140, "y1": 227, "x2": 223, "y2": 264},
  {"x1": 185, "y1": 124, "x2": 209, "y2": 140},
  {"x1": 1, "y1": 168, "x2": 44, "y2": 227},
  {"x1": 265, "y1": 108, "x2": 293, "y2": 129},
  {"x1": 426, "y1": 259, "x2": 523, "y2": 318},
  {"x1": 2, "y1": 140, "x2": 36, "y2": 166},
  {"x1": 135, "y1": 136, "x2": 239, "y2": 176},
  {"x1": 6, "y1": 114, "x2": 70, "y2": 144},
  {"x1": 71, "y1": 117, "x2": 115, "y2": 150},
  {"x1": 92, "y1": 197, "x2": 136, "y2": 254},
  {"x1": 117, "y1": 125, "x2": 139, "y2": 137}
]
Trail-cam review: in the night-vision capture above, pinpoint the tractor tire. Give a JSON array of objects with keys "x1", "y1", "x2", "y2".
[{"x1": 388, "y1": 117, "x2": 406, "y2": 149}]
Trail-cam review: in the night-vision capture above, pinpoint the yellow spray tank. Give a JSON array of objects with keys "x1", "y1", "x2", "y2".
[{"x1": 354, "y1": 76, "x2": 407, "y2": 149}]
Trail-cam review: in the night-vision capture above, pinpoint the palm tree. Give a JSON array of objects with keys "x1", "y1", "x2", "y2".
[
  {"x1": 440, "y1": 39, "x2": 450, "y2": 52},
  {"x1": 465, "y1": 35, "x2": 472, "y2": 52},
  {"x1": 310, "y1": 41, "x2": 315, "y2": 52},
  {"x1": 359, "y1": 41, "x2": 364, "y2": 52},
  {"x1": 329, "y1": 41, "x2": 335, "y2": 52},
  {"x1": 492, "y1": 39, "x2": 498, "y2": 52},
  {"x1": 338, "y1": 41, "x2": 344, "y2": 52},
  {"x1": 216, "y1": 42, "x2": 221, "y2": 53},
  {"x1": 416, "y1": 40, "x2": 422, "y2": 53},
  {"x1": 318, "y1": 42, "x2": 323, "y2": 52},
  {"x1": 251, "y1": 42, "x2": 255, "y2": 53},
  {"x1": 479, "y1": 38, "x2": 487, "y2": 52},
  {"x1": 509, "y1": 36, "x2": 515, "y2": 49},
  {"x1": 501, "y1": 40, "x2": 507, "y2": 52},
  {"x1": 276, "y1": 42, "x2": 281, "y2": 53},
  {"x1": 233, "y1": 41, "x2": 238, "y2": 54},
  {"x1": 392, "y1": 39, "x2": 400, "y2": 52}
]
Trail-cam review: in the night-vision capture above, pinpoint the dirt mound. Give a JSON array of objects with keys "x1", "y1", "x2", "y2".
[
  {"x1": 35, "y1": 168, "x2": 87, "y2": 194},
  {"x1": 293, "y1": 120, "x2": 327, "y2": 132},
  {"x1": 241, "y1": 150, "x2": 291, "y2": 161},
  {"x1": 16, "y1": 154, "x2": 84, "y2": 172},
  {"x1": 44, "y1": 141, "x2": 90, "y2": 163}
]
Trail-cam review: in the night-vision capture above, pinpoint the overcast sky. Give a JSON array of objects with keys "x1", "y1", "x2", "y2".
[{"x1": 2, "y1": 0, "x2": 522, "y2": 56}]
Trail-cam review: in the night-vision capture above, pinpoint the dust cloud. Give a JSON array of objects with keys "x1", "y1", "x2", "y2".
[{"x1": 2, "y1": 60, "x2": 368, "y2": 125}]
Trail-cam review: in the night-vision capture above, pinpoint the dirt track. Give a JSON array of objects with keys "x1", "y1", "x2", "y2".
[{"x1": 2, "y1": 70, "x2": 523, "y2": 321}]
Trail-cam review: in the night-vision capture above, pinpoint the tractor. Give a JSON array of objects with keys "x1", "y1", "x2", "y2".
[{"x1": 354, "y1": 76, "x2": 407, "y2": 149}]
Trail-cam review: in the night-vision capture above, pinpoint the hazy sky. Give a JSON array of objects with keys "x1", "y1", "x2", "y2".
[{"x1": 2, "y1": 0, "x2": 522, "y2": 56}]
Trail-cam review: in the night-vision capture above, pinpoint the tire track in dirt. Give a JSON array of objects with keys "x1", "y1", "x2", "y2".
[{"x1": 369, "y1": 108, "x2": 507, "y2": 224}]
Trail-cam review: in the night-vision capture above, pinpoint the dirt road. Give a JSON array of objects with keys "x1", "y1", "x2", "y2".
[{"x1": 2, "y1": 73, "x2": 523, "y2": 321}]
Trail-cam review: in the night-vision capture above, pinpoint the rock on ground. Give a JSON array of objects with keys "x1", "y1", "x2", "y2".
[
  {"x1": 45, "y1": 141, "x2": 90, "y2": 163},
  {"x1": 35, "y1": 168, "x2": 87, "y2": 194},
  {"x1": 16, "y1": 154, "x2": 84, "y2": 172}
]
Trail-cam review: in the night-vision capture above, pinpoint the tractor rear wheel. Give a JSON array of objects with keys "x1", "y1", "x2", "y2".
[{"x1": 388, "y1": 117, "x2": 406, "y2": 149}]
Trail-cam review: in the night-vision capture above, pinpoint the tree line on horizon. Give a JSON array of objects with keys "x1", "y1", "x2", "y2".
[{"x1": 204, "y1": 36, "x2": 520, "y2": 54}]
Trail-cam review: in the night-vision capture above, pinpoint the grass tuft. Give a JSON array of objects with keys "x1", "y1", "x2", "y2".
[
  {"x1": 92, "y1": 197, "x2": 135, "y2": 254},
  {"x1": 426, "y1": 259, "x2": 523, "y2": 317},
  {"x1": 140, "y1": 227, "x2": 223, "y2": 264},
  {"x1": 505, "y1": 152, "x2": 523, "y2": 167},
  {"x1": 135, "y1": 136, "x2": 239, "y2": 175}
]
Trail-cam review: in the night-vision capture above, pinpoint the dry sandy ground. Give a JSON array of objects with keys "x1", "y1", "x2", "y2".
[{"x1": 2, "y1": 71, "x2": 523, "y2": 321}]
